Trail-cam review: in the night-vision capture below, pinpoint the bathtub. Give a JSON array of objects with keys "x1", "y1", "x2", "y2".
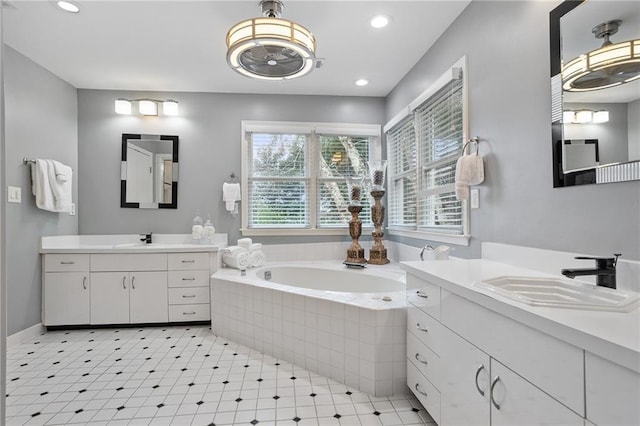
[{"x1": 210, "y1": 262, "x2": 408, "y2": 396}]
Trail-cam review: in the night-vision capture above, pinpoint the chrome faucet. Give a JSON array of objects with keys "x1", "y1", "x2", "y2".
[
  {"x1": 139, "y1": 233, "x2": 153, "y2": 244},
  {"x1": 419, "y1": 245, "x2": 434, "y2": 261},
  {"x1": 561, "y1": 254, "x2": 621, "y2": 289}
]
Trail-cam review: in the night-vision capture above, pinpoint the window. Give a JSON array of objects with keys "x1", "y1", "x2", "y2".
[
  {"x1": 241, "y1": 122, "x2": 381, "y2": 236},
  {"x1": 385, "y1": 58, "x2": 470, "y2": 245}
]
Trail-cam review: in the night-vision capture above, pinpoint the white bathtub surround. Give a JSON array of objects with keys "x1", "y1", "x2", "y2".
[
  {"x1": 211, "y1": 262, "x2": 408, "y2": 396},
  {"x1": 259, "y1": 241, "x2": 351, "y2": 262}
]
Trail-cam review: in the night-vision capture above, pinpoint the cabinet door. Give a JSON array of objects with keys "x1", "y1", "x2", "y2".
[
  {"x1": 490, "y1": 359, "x2": 583, "y2": 426},
  {"x1": 440, "y1": 327, "x2": 490, "y2": 426},
  {"x1": 130, "y1": 271, "x2": 168, "y2": 323},
  {"x1": 43, "y1": 272, "x2": 90, "y2": 325},
  {"x1": 91, "y1": 272, "x2": 130, "y2": 324}
]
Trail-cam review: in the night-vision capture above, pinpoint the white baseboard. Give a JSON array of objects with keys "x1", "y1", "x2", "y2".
[{"x1": 7, "y1": 323, "x2": 45, "y2": 349}]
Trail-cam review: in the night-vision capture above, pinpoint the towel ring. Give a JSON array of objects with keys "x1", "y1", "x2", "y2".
[{"x1": 462, "y1": 137, "x2": 480, "y2": 155}]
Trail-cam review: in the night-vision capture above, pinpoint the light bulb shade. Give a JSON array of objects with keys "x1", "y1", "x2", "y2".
[
  {"x1": 575, "y1": 110, "x2": 593, "y2": 124},
  {"x1": 139, "y1": 100, "x2": 158, "y2": 116},
  {"x1": 226, "y1": 17, "x2": 316, "y2": 80},
  {"x1": 368, "y1": 160, "x2": 388, "y2": 191},
  {"x1": 163, "y1": 100, "x2": 179, "y2": 116},
  {"x1": 593, "y1": 110, "x2": 609, "y2": 123},
  {"x1": 115, "y1": 99, "x2": 132, "y2": 115},
  {"x1": 562, "y1": 39, "x2": 640, "y2": 91},
  {"x1": 563, "y1": 111, "x2": 575, "y2": 123}
]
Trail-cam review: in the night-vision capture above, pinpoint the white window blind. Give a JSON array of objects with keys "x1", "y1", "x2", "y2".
[
  {"x1": 386, "y1": 62, "x2": 467, "y2": 240},
  {"x1": 243, "y1": 122, "x2": 380, "y2": 234}
]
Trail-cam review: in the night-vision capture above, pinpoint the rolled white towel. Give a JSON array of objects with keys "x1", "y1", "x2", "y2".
[
  {"x1": 250, "y1": 250, "x2": 265, "y2": 268},
  {"x1": 249, "y1": 243, "x2": 262, "y2": 252},
  {"x1": 237, "y1": 238, "x2": 252, "y2": 249},
  {"x1": 222, "y1": 251, "x2": 251, "y2": 270},
  {"x1": 223, "y1": 246, "x2": 246, "y2": 255}
]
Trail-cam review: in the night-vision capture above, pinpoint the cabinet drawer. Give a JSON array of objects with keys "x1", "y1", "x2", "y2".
[
  {"x1": 91, "y1": 254, "x2": 167, "y2": 271},
  {"x1": 407, "y1": 331, "x2": 441, "y2": 390},
  {"x1": 169, "y1": 287, "x2": 210, "y2": 305},
  {"x1": 407, "y1": 274, "x2": 441, "y2": 319},
  {"x1": 407, "y1": 304, "x2": 443, "y2": 356},
  {"x1": 44, "y1": 254, "x2": 89, "y2": 272},
  {"x1": 441, "y1": 290, "x2": 584, "y2": 416},
  {"x1": 585, "y1": 352, "x2": 640, "y2": 426},
  {"x1": 168, "y1": 270, "x2": 210, "y2": 288},
  {"x1": 169, "y1": 304, "x2": 210, "y2": 322},
  {"x1": 407, "y1": 359, "x2": 441, "y2": 425},
  {"x1": 168, "y1": 252, "x2": 210, "y2": 270}
]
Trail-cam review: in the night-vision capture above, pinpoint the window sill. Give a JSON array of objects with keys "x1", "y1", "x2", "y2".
[
  {"x1": 241, "y1": 228, "x2": 373, "y2": 237},
  {"x1": 387, "y1": 228, "x2": 470, "y2": 246}
]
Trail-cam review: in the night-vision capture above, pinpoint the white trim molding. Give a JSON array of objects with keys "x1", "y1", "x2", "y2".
[{"x1": 7, "y1": 323, "x2": 45, "y2": 349}]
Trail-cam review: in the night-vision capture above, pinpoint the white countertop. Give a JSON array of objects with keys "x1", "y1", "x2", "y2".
[
  {"x1": 400, "y1": 258, "x2": 640, "y2": 373},
  {"x1": 40, "y1": 234, "x2": 227, "y2": 254}
]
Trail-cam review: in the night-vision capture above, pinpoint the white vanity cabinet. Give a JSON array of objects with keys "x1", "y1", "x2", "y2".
[
  {"x1": 407, "y1": 273, "x2": 585, "y2": 426},
  {"x1": 167, "y1": 253, "x2": 211, "y2": 322},
  {"x1": 43, "y1": 254, "x2": 90, "y2": 326}
]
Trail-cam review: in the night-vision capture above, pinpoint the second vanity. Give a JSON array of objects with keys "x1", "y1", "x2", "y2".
[
  {"x1": 40, "y1": 234, "x2": 227, "y2": 327},
  {"x1": 402, "y1": 243, "x2": 640, "y2": 426}
]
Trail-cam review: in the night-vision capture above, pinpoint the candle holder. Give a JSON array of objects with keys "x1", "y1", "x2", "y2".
[
  {"x1": 367, "y1": 161, "x2": 389, "y2": 265},
  {"x1": 345, "y1": 177, "x2": 366, "y2": 265}
]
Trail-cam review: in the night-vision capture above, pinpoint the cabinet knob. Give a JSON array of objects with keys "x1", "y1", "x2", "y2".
[
  {"x1": 122, "y1": 276, "x2": 127, "y2": 289},
  {"x1": 414, "y1": 353, "x2": 428, "y2": 365},
  {"x1": 60, "y1": 261, "x2": 75, "y2": 265},
  {"x1": 82, "y1": 276, "x2": 87, "y2": 290},
  {"x1": 182, "y1": 295, "x2": 196, "y2": 298},
  {"x1": 414, "y1": 383, "x2": 428, "y2": 397},
  {"x1": 490, "y1": 376, "x2": 501, "y2": 410},
  {"x1": 416, "y1": 323, "x2": 429, "y2": 333},
  {"x1": 183, "y1": 311, "x2": 196, "y2": 315},
  {"x1": 474, "y1": 364, "x2": 486, "y2": 396},
  {"x1": 181, "y1": 260, "x2": 196, "y2": 263},
  {"x1": 131, "y1": 276, "x2": 136, "y2": 290},
  {"x1": 416, "y1": 290, "x2": 429, "y2": 299},
  {"x1": 182, "y1": 278, "x2": 196, "y2": 281}
]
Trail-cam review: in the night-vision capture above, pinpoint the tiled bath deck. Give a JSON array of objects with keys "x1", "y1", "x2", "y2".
[{"x1": 5, "y1": 325, "x2": 434, "y2": 425}]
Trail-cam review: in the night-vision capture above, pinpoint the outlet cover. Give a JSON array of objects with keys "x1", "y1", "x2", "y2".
[
  {"x1": 470, "y1": 189, "x2": 479, "y2": 209},
  {"x1": 7, "y1": 186, "x2": 21, "y2": 203},
  {"x1": 70, "y1": 203, "x2": 76, "y2": 216}
]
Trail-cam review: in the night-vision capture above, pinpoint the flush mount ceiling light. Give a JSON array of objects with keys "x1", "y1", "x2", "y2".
[
  {"x1": 54, "y1": 0, "x2": 80, "y2": 13},
  {"x1": 370, "y1": 15, "x2": 390, "y2": 29},
  {"x1": 115, "y1": 99, "x2": 179, "y2": 116},
  {"x1": 226, "y1": 0, "x2": 318, "y2": 80},
  {"x1": 355, "y1": 79, "x2": 369, "y2": 86},
  {"x1": 562, "y1": 20, "x2": 640, "y2": 92}
]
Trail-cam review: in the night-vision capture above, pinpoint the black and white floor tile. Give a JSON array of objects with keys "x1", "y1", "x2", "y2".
[{"x1": 6, "y1": 325, "x2": 435, "y2": 425}]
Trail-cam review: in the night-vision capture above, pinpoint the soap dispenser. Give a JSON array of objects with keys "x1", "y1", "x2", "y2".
[
  {"x1": 203, "y1": 214, "x2": 216, "y2": 243},
  {"x1": 192, "y1": 210, "x2": 203, "y2": 241}
]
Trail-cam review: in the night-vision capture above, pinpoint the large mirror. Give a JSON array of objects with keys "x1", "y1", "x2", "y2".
[
  {"x1": 121, "y1": 133, "x2": 179, "y2": 209},
  {"x1": 550, "y1": 0, "x2": 640, "y2": 187}
]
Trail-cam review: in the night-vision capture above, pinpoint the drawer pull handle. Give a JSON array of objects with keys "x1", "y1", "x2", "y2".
[
  {"x1": 183, "y1": 311, "x2": 196, "y2": 315},
  {"x1": 416, "y1": 290, "x2": 429, "y2": 299},
  {"x1": 414, "y1": 353, "x2": 428, "y2": 365},
  {"x1": 82, "y1": 276, "x2": 87, "y2": 290},
  {"x1": 60, "y1": 261, "x2": 75, "y2": 265},
  {"x1": 122, "y1": 276, "x2": 127, "y2": 289},
  {"x1": 474, "y1": 364, "x2": 486, "y2": 396},
  {"x1": 414, "y1": 383, "x2": 428, "y2": 397},
  {"x1": 182, "y1": 278, "x2": 196, "y2": 281},
  {"x1": 182, "y1": 295, "x2": 196, "y2": 298},
  {"x1": 416, "y1": 323, "x2": 429, "y2": 333},
  {"x1": 181, "y1": 260, "x2": 196, "y2": 263},
  {"x1": 490, "y1": 376, "x2": 501, "y2": 410},
  {"x1": 131, "y1": 276, "x2": 136, "y2": 290}
]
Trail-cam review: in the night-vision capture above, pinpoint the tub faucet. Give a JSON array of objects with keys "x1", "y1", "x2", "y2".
[
  {"x1": 561, "y1": 253, "x2": 621, "y2": 289},
  {"x1": 419, "y1": 245, "x2": 434, "y2": 261},
  {"x1": 139, "y1": 233, "x2": 153, "y2": 244}
]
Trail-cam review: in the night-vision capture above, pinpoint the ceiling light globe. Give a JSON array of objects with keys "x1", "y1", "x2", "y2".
[
  {"x1": 163, "y1": 101, "x2": 179, "y2": 116},
  {"x1": 115, "y1": 99, "x2": 132, "y2": 115},
  {"x1": 56, "y1": 1, "x2": 79, "y2": 13},
  {"x1": 139, "y1": 100, "x2": 158, "y2": 116},
  {"x1": 370, "y1": 15, "x2": 390, "y2": 29},
  {"x1": 355, "y1": 79, "x2": 369, "y2": 86}
]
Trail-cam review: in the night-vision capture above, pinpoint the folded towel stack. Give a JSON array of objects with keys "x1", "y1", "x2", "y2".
[{"x1": 222, "y1": 246, "x2": 251, "y2": 270}]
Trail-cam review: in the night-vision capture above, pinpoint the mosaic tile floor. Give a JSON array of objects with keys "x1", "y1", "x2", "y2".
[{"x1": 6, "y1": 325, "x2": 435, "y2": 425}]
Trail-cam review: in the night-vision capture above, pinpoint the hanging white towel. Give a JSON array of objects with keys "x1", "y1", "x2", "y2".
[
  {"x1": 51, "y1": 160, "x2": 72, "y2": 183},
  {"x1": 46, "y1": 160, "x2": 72, "y2": 213},
  {"x1": 223, "y1": 182, "x2": 241, "y2": 212},
  {"x1": 455, "y1": 150, "x2": 484, "y2": 200},
  {"x1": 31, "y1": 159, "x2": 57, "y2": 212}
]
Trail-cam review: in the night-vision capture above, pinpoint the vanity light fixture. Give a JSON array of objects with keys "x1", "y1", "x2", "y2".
[
  {"x1": 226, "y1": 0, "x2": 318, "y2": 80},
  {"x1": 54, "y1": 0, "x2": 80, "y2": 13},
  {"x1": 563, "y1": 109, "x2": 609, "y2": 124},
  {"x1": 592, "y1": 110, "x2": 609, "y2": 123},
  {"x1": 370, "y1": 15, "x2": 390, "y2": 29},
  {"x1": 562, "y1": 20, "x2": 640, "y2": 92},
  {"x1": 114, "y1": 98, "x2": 179, "y2": 116}
]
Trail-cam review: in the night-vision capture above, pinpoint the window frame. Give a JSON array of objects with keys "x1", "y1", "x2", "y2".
[
  {"x1": 384, "y1": 56, "x2": 471, "y2": 246},
  {"x1": 240, "y1": 121, "x2": 381, "y2": 236}
]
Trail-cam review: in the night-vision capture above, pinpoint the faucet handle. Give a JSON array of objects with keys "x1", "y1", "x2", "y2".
[{"x1": 574, "y1": 253, "x2": 621, "y2": 267}]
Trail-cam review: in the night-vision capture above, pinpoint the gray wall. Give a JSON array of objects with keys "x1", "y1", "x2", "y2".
[
  {"x1": 4, "y1": 46, "x2": 78, "y2": 334},
  {"x1": 385, "y1": 1, "x2": 640, "y2": 260},
  {"x1": 628, "y1": 99, "x2": 640, "y2": 161},
  {"x1": 564, "y1": 102, "x2": 628, "y2": 164},
  {"x1": 77, "y1": 90, "x2": 385, "y2": 245},
  {"x1": 1, "y1": 7, "x2": 7, "y2": 418}
]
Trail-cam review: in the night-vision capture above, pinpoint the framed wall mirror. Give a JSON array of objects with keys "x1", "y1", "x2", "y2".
[
  {"x1": 550, "y1": 0, "x2": 640, "y2": 187},
  {"x1": 121, "y1": 133, "x2": 179, "y2": 209}
]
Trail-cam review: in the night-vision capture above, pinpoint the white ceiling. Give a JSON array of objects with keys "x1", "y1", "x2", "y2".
[{"x1": 3, "y1": 0, "x2": 471, "y2": 97}]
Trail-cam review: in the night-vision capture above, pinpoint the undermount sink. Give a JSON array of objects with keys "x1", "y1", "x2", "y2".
[{"x1": 473, "y1": 276, "x2": 640, "y2": 312}]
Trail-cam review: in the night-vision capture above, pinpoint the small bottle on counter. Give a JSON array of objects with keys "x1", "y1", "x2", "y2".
[
  {"x1": 192, "y1": 210, "x2": 203, "y2": 241},
  {"x1": 203, "y1": 213, "x2": 216, "y2": 243}
]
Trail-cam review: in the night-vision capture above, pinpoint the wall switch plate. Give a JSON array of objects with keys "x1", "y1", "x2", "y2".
[
  {"x1": 7, "y1": 186, "x2": 21, "y2": 203},
  {"x1": 70, "y1": 203, "x2": 76, "y2": 216},
  {"x1": 470, "y1": 188, "x2": 479, "y2": 209}
]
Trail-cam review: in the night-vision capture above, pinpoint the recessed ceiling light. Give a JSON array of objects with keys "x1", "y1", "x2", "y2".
[
  {"x1": 55, "y1": 1, "x2": 79, "y2": 13},
  {"x1": 355, "y1": 79, "x2": 369, "y2": 87},
  {"x1": 370, "y1": 15, "x2": 390, "y2": 29}
]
